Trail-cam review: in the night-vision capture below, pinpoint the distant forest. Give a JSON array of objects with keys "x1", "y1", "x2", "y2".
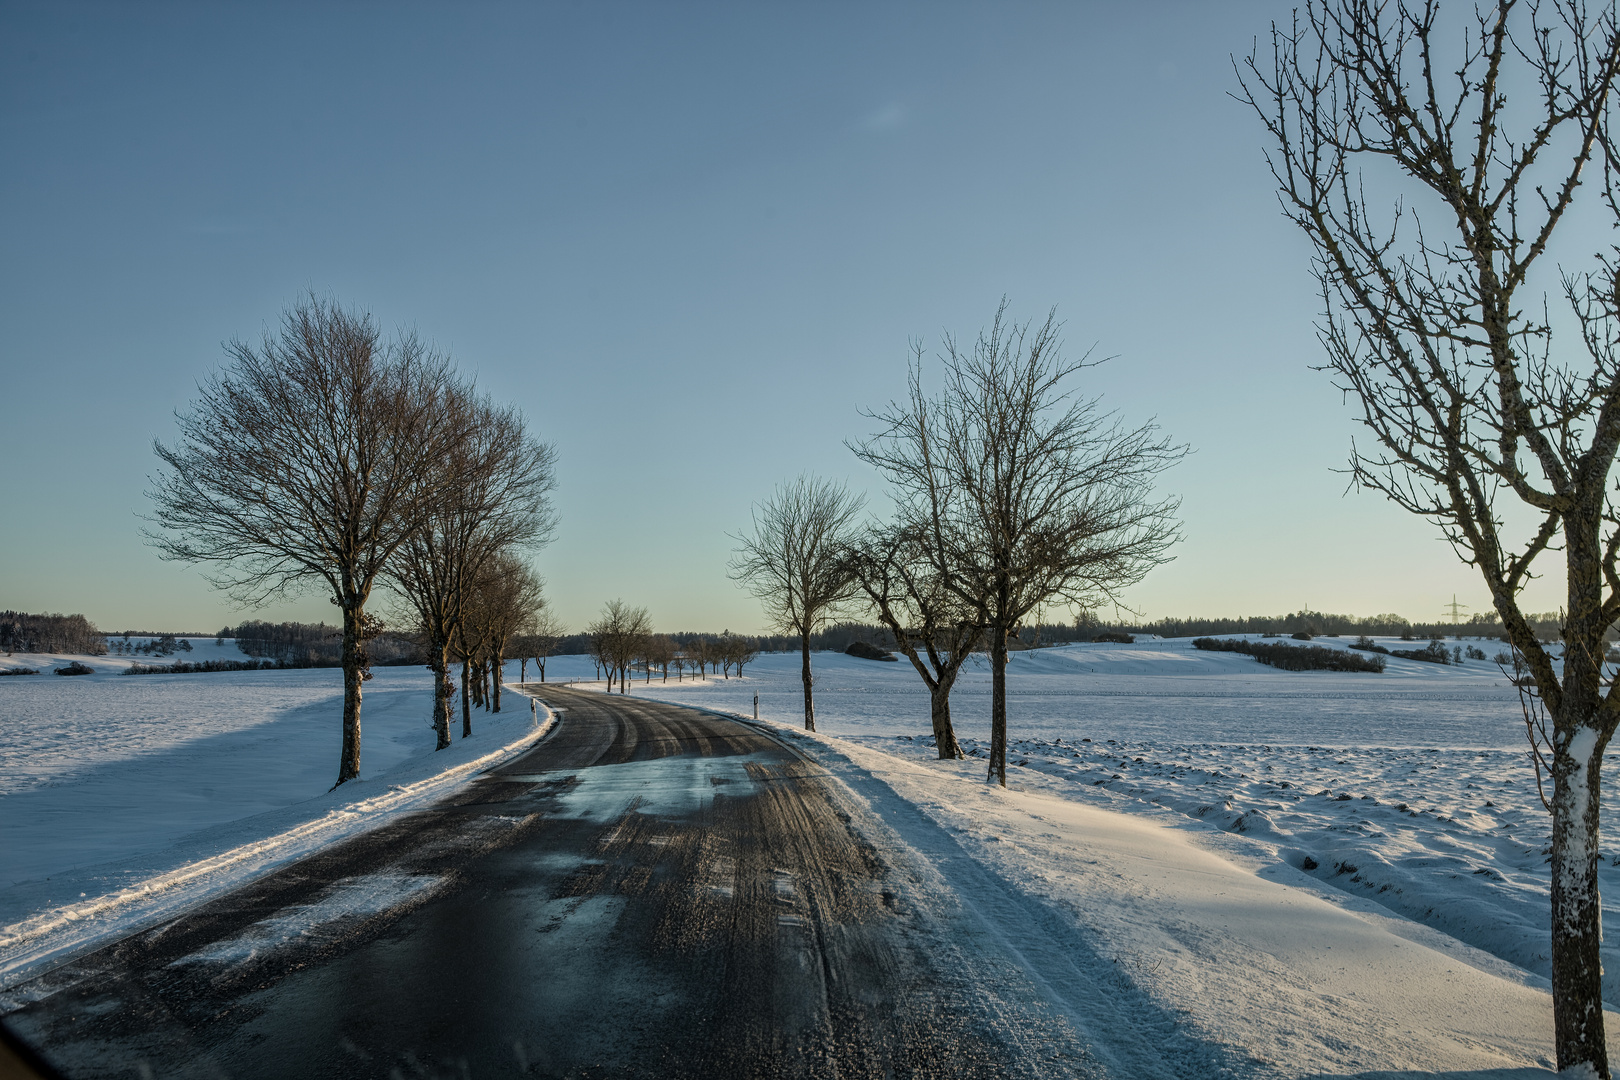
[{"x1": 0, "y1": 611, "x2": 107, "y2": 655}]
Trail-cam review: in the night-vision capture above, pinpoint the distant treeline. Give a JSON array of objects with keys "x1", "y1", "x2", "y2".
[
  {"x1": 547, "y1": 612, "x2": 1557, "y2": 658},
  {"x1": 227, "y1": 620, "x2": 422, "y2": 667},
  {"x1": 0, "y1": 612, "x2": 107, "y2": 655},
  {"x1": 1104, "y1": 609, "x2": 1569, "y2": 642},
  {"x1": 654, "y1": 610, "x2": 1573, "y2": 654},
  {"x1": 2, "y1": 605, "x2": 1576, "y2": 666},
  {"x1": 111, "y1": 629, "x2": 226, "y2": 639}
]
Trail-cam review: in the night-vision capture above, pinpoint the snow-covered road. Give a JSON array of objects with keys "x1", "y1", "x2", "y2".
[{"x1": 6, "y1": 688, "x2": 1110, "y2": 1079}]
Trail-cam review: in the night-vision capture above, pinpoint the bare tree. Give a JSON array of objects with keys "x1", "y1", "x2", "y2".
[
  {"x1": 390, "y1": 394, "x2": 557, "y2": 749},
  {"x1": 729, "y1": 635, "x2": 759, "y2": 678},
  {"x1": 863, "y1": 305, "x2": 1182, "y2": 785},
  {"x1": 846, "y1": 521, "x2": 984, "y2": 759},
  {"x1": 148, "y1": 296, "x2": 469, "y2": 787},
  {"x1": 644, "y1": 634, "x2": 677, "y2": 682},
  {"x1": 587, "y1": 600, "x2": 651, "y2": 695},
  {"x1": 519, "y1": 604, "x2": 566, "y2": 683},
  {"x1": 588, "y1": 621, "x2": 614, "y2": 690},
  {"x1": 473, "y1": 550, "x2": 543, "y2": 716},
  {"x1": 454, "y1": 571, "x2": 496, "y2": 731},
  {"x1": 1238, "y1": 2, "x2": 1620, "y2": 1069},
  {"x1": 730, "y1": 476, "x2": 866, "y2": 731},
  {"x1": 685, "y1": 636, "x2": 711, "y2": 679}
]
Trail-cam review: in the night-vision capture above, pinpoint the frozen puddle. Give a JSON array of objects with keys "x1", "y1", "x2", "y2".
[
  {"x1": 172, "y1": 873, "x2": 443, "y2": 966},
  {"x1": 507, "y1": 751, "x2": 779, "y2": 824}
]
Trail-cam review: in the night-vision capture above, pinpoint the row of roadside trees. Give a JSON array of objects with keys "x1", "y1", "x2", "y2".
[
  {"x1": 147, "y1": 295, "x2": 557, "y2": 788},
  {"x1": 731, "y1": 301, "x2": 1185, "y2": 785},
  {"x1": 583, "y1": 601, "x2": 757, "y2": 691}
]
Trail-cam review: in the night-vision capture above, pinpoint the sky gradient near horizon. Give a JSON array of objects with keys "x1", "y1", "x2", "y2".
[{"x1": 0, "y1": 2, "x2": 1581, "y2": 635}]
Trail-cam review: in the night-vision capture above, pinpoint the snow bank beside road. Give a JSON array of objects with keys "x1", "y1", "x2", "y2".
[
  {"x1": 0, "y1": 651, "x2": 552, "y2": 989},
  {"x1": 629, "y1": 693, "x2": 1588, "y2": 1076},
  {"x1": 608, "y1": 641, "x2": 1614, "y2": 1000},
  {"x1": 809, "y1": 733, "x2": 1587, "y2": 1077}
]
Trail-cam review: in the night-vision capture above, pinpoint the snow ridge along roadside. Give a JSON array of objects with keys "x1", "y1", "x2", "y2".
[{"x1": 0, "y1": 689, "x2": 555, "y2": 992}]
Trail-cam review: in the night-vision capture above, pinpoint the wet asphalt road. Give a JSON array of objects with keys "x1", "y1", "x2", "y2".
[{"x1": 5, "y1": 687, "x2": 1094, "y2": 1079}]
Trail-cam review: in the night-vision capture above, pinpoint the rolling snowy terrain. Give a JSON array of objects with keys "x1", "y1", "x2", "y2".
[{"x1": 3, "y1": 633, "x2": 1613, "y2": 1073}]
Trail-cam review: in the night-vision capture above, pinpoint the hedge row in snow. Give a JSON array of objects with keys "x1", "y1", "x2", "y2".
[{"x1": 1192, "y1": 637, "x2": 1386, "y2": 673}]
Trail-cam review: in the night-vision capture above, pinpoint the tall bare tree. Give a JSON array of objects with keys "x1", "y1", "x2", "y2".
[
  {"x1": 588, "y1": 622, "x2": 614, "y2": 689},
  {"x1": 479, "y1": 551, "x2": 544, "y2": 714},
  {"x1": 390, "y1": 394, "x2": 557, "y2": 748},
  {"x1": 1238, "y1": 2, "x2": 1620, "y2": 1069},
  {"x1": 148, "y1": 296, "x2": 468, "y2": 787},
  {"x1": 730, "y1": 476, "x2": 866, "y2": 731},
  {"x1": 862, "y1": 305, "x2": 1182, "y2": 785},
  {"x1": 454, "y1": 573, "x2": 497, "y2": 732}
]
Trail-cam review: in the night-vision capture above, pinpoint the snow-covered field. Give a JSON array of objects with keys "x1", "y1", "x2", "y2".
[
  {"x1": 590, "y1": 637, "x2": 1620, "y2": 1074},
  {"x1": 0, "y1": 639, "x2": 547, "y2": 985}
]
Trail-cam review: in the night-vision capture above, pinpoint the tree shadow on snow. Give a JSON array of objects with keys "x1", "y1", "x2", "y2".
[{"x1": 1302, "y1": 1070, "x2": 1559, "y2": 1079}]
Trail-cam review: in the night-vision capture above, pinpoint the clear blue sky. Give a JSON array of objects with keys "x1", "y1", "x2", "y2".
[{"x1": 0, "y1": 1, "x2": 1556, "y2": 635}]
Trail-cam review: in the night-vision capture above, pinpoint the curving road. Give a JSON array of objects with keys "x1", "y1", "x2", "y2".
[{"x1": 4, "y1": 687, "x2": 1096, "y2": 1079}]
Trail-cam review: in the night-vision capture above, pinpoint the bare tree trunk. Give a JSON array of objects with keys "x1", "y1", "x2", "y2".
[
  {"x1": 461, "y1": 659, "x2": 473, "y2": 738},
  {"x1": 493, "y1": 637, "x2": 505, "y2": 713},
  {"x1": 800, "y1": 631, "x2": 815, "y2": 732},
  {"x1": 430, "y1": 637, "x2": 453, "y2": 750},
  {"x1": 930, "y1": 680, "x2": 964, "y2": 759},
  {"x1": 988, "y1": 629, "x2": 1008, "y2": 785},
  {"x1": 1549, "y1": 522, "x2": 1613, "y2": 1072},
  {"x1": 1550, "y1": 719, "x2": 1608, "y2": 1072},
  {"x1": 337, "y1": 599, "x2": 365, "y2": 786}
]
